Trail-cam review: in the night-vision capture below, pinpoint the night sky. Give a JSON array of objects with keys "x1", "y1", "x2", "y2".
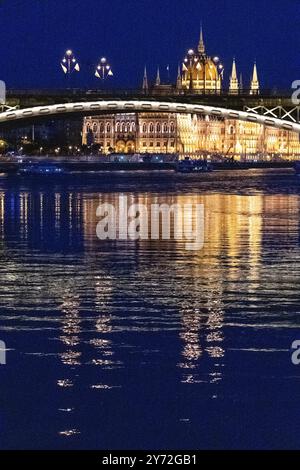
[{"x1": 0, "y1": 0, "x2": 299, "y2": 90}]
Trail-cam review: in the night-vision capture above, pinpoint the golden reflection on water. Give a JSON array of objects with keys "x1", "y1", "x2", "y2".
[
  {"x1": 80, "y1": 192, "x2": 295, "y2": 389},
  {"x1": 82, "y1": 193, "x2": 265, "y2": 380},
  {"x1": 0, "y1": 188, "x2": 299, "y2": 436}
]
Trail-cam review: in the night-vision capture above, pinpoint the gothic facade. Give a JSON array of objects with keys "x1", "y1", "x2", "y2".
[
  {"x1": 82, "y1": 29, "x2": 300, "y2": 159},
  {"x1": 83, "y1": 113, "x2": 300, "y2": 159}
]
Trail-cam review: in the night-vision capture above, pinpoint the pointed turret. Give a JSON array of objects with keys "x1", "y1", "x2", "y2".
[
  {"x1": 250, "y1": 62, "x2": 260, "y2": 95},
  {"x1": 239, "y1": 73, "x2": 243, "y2": 93},
  {"x1": 155, "y1": 66, "x2": 161, "y2": 86},
  {"x1": 142, "y1": 66, "x2": 149, "y2": 93},
  {"x1": 229, "y1": 58, "x2": 239, "y2": 95},
  {"x1": 176, "y1": 64, "x2": 182, "y2": 90},
  {"x1": 198, "y1": 25, "x2": 206, "y2": 55}
]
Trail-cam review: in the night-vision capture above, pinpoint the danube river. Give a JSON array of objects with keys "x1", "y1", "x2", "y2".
[{"x1": 0, "y1": 168, "x2": 299, "y2": 450}]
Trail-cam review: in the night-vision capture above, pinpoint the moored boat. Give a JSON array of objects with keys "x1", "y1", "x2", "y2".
[
  {"x1": 18, "y1": 161, "x2": 65, "y2": 176},
  {"x1": 177, "y1": 158, "x2": 213, "y2": 173}
]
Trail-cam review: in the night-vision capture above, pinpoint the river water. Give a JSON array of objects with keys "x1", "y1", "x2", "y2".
[{"x1": 0, "y1": 169, "x2": 299, "y2": 450}]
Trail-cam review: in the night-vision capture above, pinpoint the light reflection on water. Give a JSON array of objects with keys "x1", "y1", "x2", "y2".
[{"x1": 0, "y1": 170, "x2": 300, "y2": 449}]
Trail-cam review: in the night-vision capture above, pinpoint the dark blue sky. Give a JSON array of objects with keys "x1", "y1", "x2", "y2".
[{"x1": 0, "y1": 0, "x2": 299, "y2": 90}]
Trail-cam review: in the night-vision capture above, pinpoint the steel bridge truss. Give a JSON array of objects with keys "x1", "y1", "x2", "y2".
[
  {"x1": 0, "y1": 104, "x2": 18, "y2": 113},
  {"x1": 244, "y1": 105, "x2": 300, "y2": 124}
]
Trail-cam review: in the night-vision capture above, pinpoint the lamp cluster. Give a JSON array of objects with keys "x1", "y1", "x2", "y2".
[{"x1": 60, "y1": 50, "x2": 113, "y2": 79}]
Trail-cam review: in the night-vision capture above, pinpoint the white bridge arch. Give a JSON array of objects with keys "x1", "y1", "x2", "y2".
[{"x1": 0, "y1": 100, "x2": 300, "y2": 133}]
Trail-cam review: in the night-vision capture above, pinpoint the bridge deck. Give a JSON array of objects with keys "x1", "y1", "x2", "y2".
[{"x1": 5, "y1": 88, "x2": 294, "y2": 109}]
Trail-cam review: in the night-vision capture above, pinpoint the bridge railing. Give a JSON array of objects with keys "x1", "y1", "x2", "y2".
[{"x1": 6, "y1": 88, "x2": 293, "y2": 99}]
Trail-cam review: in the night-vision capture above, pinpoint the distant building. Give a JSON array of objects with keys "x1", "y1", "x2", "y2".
[
  {"x1": 82, "y1": 29, "x2": 300, "y2": 159},
  {"x1": 181, "y1": 27, "x2": 222, "y2": 93},
  {"x1": 83, "y1": 113, "x2": 300, "y2": 159},
  {"x1": 83, "y1": 113, "x2": 178, "y2": 154}
]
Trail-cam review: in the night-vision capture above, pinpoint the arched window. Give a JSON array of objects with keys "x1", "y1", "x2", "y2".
[
  {"x1": 100, "y1": 123, "x2": 104, "y2": 134},
  {"x1": 170, "y1": 122, "x2": 175, "y2": 133},
  {"x1": 163, "y1": 123, "x2": 168, "y2": 133},
  {"x1": 106, "y1": 123, "x2": 111, "y2": 133},
  {"x1": 116, "y1": 122, "x2": 120, "y2": 133},
  {"x1": 93, "y1": 123, "x2": 98, "y2": 133},
  {"x1": 156, "y1": 123, "x2": 161, "y2": 133},
  {"x1": 142, "y1": 123, "x2": 147, "y2": 133},
  {"x1": 131, "y1": 122, "x2": 135, "y2": 132},
  {"x1": 86, "y1": 123, "x2": 90, "y2": 131},
  {"x1": 125, "y1": 123, "x2": 129, "y2": 133},
  {"x1": 149, "y1": 123, "x2": 154, "y2": 133},
  {"x1": 229, "y1": 125, "x2": 234, "y2": 135},
  {"x1": 121, "y1": 123, "x2": 126, "y2": 133}
]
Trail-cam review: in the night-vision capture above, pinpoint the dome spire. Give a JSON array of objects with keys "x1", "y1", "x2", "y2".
[{"x1": 198, "y1": 24, "x2": 206, "y2": 55}]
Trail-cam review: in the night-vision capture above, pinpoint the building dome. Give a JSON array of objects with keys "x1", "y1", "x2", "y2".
[
  {"x1": 188, "y1": 57, "x2": 218, "y2": 81},
  {"x1": 181, "y1": 29, "x2": 222, "y2": 93}
]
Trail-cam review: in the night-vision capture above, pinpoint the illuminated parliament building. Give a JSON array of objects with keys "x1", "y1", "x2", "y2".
[{"x1": 83, "y1": 29, "x2": 300, "y2": 159}]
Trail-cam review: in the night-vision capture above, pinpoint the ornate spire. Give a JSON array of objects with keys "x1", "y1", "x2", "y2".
[
  {"x1": 250, "y1": 62, "x2": 260, "y2": 95},
  {"x1": 239, "y1": 73, "x2": 243, "y2": 92},
  {"x1": 229, "y1": 58, "x2": 239, "y2": 95},
  {"x1": 176, "y1": 64, "x2": 182, "y2": 90},
  {"x1": 198, "y1": 25, "x2": 205, "y2": 55},
  {"x1": 142, "y1": 66, "x2": 149, "y2": 93},
  {"x1": 155, "y1": 66, "x2": 161, "y2": 86}
]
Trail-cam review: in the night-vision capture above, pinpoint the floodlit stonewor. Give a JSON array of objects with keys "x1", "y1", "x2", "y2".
[{"x1": 82, "y1": 31, "x2": 300, "y2": 159}]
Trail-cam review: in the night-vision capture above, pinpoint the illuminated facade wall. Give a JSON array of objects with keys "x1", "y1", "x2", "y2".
[
  {"x1": 83, "y1": 114, "x2": 300, "y2": 159},
  {"x1": 83, "y1": 113, "x2": 178, "y2": 154}
]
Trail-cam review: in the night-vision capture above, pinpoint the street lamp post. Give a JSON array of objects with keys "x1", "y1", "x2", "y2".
[
  {"x1": 95, "y1": 57, "x2": 113, "y2": 81},
  {"x1": 183, "y1": 50, "x2": 195, "y2": 92},
  {"x1": 61, "y1": 50, "x2": 80, "y2": 85},
  {"x1": 213, "y1": 57, "x2": 224, "y2": 95}
]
